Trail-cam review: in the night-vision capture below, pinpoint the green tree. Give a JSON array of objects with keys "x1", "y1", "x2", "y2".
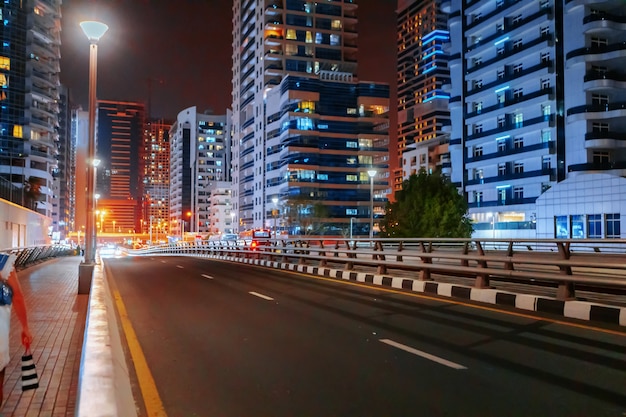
[
  {"x1": 284, "y1": 194, "x2": 330, "y2": 235},
  {"x1": 380, "y1": 170, "x2": 473, "y2": 238}
]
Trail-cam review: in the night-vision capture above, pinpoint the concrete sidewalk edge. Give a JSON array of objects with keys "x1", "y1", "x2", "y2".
[{"x1": 75, "y1": 261, "x2": 138, "y2": 417}]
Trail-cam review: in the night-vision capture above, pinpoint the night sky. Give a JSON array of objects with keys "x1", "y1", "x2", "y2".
[{"x1": 60, "y1": 0, "x2": 398, "y2": 121}]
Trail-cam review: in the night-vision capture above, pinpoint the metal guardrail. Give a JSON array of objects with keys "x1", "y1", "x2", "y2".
[
  {"x1": 125, "y1": 237, "x2": 626, "y2": 302},
  {"x1": 0, "y1": 244, "x2": 77, "y2": 269}
]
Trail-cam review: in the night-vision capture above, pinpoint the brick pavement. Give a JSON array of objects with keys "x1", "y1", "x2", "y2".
[{"x1": 1, "y1": 256, "x2": 87, "y2": 417}]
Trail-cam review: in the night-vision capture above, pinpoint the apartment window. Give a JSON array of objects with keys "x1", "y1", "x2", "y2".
[
  {"x1": 285, "y1": 44, "x2": 297, "y2": 55},
  {"x1": 542, "y1": 182, "x2": 551, "y2": 193},
  {"x1": 513, "y1": 63, "x2": 523, "y2": 73},
  {"x1": 540, "y1": 0, "x2": 550, "y2": 9},
  {"x1": 513, "y1": 88, "x2": 523, "y2": 99},
  {"x1": 498, "y1": 188, "x2": 507, "y2": 202},
  {"x1": 555, "y1": 216, "x2": 568, "y2": 238},
  {"x1": 498, "y1": 163, "x2": 507, "y2": 176},
  {"x1": 496, "y1": 23, "x2": 504, "y2": 32},
  {"x1": 474, "y1": 191, "x2": 483, "y2": 203},
  {"x1": 542, "y1": 104, "x2": 551, "y2": 119},
  {"x1": 473, "y1": 101, "x2": 483, "y2": 113},
  {"x1": 497, "y1": 93, "x2": 506, "y2": 104},
  {"x1": 514, "y1": 137, "x2": 523, "y2": 148},
  {"x1": 497, "y1": 46, "x2": 505, "y2": 55},
  {"x1": 541, "y1": 129, "x2": 551, "y2": 142},
  {"x1": 591, "y1": 37, "x2": 608, "y2": 47},
  {"x1": 473, "y1": 124, "x2": 483, "y2": 134},
  {"x1": 473, "y1": 146, "x2": 483, "y2": 157},
  {"x1": 497, "y1": 69, "x2": 505, "y2": 79},
  {"x1": 571, "y1": 215, "x2": 585, "y2": 239},
  {"x1": 592, "y1": 93, "x2": 609, "y2": 108},
  {"x1": 592, "y1": 122, "x2": 609, "y2": 132},
  {"x1": 419, "y1": 154, "x2": 427, "y2": 164},
  {"x1": 331, "y1": 19, "x2": 342, "y2": 30},
  {"x1": 473, "y1": 56, "x2": 482, "y2": 66},
  {"x1": 497, "y1": 139, "x2": 506, "y2": 152},
  {"x1": 542, "y1": 155, "x2": 551, "y2": 170},
  {"x1": 305, "y1": 31, "x2": 313, "y2": 43},
  {"x1": 587, "y1": 214, "x2": 602, "y2": 238},
  {"x1": 512, "y1": 14, "x2": 523, "y2": 25},
  {"x1": 514, "y1": 162, "x2": 524, "y2": 174},
  {"x1": 541, "y1": 78, "x2": 550, "y2": 89},
  {"x1": 498, "y1": 114, "x2": 506, "y2": 127},
  {"x1": 514, "y1": 113, "x2": 524, "y2": 127},
  {"x1": 496, "y1": 0, "x2": 504, "y2": 7},
  {"x1": 593, "y1": 151, "x2": 610, "y2": 164},
  {"x1": 591, "y1": 65, "x2": 607, "y2": 74},
  {"x1": 474, "y1": 79, "x2": 483, "y2": 89},
  {"x1": 513, "y1": 39, "x2": 523, "y2": 49},
  {"x1": 473, "y1": 13, "x2": 482, "y2": 23},
  {"x1": 541, "y1": 52, "x2": 550, "y2": 63},
  {"x1": 475, "y1": 169, "x2": 484, "y2": 180},
  {"x1": 330, "y1": 34, "x2": 340, "y2": 46},
  {"x1": 540, "y1": 26, "x2": 550, "y2": 37},
  {"x1": 606, "y1": 214, "x2": 621, "y2": 238},
  {"x1": 286, "y1": 29, "x2": 297, "y2": 40},
  {"x1": 514, "y1": 186, "x2": 523, "y2": 199}
]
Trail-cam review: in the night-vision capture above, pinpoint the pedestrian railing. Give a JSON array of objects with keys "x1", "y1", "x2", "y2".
[
  {"x1": 124, "y1": 237, "x2": 626, "y2": 301},
  {"x1": 0, "y1": 244, "x2": 77, "y2": 269}
]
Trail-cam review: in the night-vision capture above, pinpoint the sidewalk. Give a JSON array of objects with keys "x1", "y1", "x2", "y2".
[{"x1": 1, "y1": 256, "x2": 87, "y2": 417}]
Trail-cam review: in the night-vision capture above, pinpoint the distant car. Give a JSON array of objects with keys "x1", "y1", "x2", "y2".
[{"x1": 221, "y1": 233, "x2": 238, "y2": 241}]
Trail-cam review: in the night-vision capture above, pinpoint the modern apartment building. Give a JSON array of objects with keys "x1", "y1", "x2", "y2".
[
  {"x1": 50, "y1": 85, "x2": 72, "y2": 241},
  {"x1": 169, "y1": 107, "x2": 232, "y2": 238},
  {"x1": 95, "y1": 100, "x2": 146, "y2": 235},
  {"x1": 396, "y1": 0, "x2": 451, "y2": 192},
  {"x1": 445, "y1": 0, "x2": 625, "y2": 239},
  {"x1": 0, "y1": 0, "x2": 62, "y2": 219},
  {"x1": 142, "y1": 119, "x2": 171, "y2": 235},
  {"x1": 231, "y1": 0, "x2": 389, "y2": 236}
]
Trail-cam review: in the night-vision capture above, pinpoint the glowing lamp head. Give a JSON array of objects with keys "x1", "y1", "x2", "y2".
[
  {"x1": 80, "y1": 21, "x2": 109, "y2": 42},
  {"x1": 367, "y1": 170, "x2": 377, "y2": 178}
]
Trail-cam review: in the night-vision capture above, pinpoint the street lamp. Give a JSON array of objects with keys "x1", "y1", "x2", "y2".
[
  {"x1": 367, "y1": 170, "x2": 377, "y2": 240},
  {"x1": 272, "y1": 197, "x2": 278, "y2": 237},
  {"x1": 78, "y1": 20, "x2": 108, "y2": 294}
]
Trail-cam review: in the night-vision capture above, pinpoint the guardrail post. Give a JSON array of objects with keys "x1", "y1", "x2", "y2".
[
  {"x1": 345, "y1": 240, "x2": 354, "y2": 270},
  {"x1": 555, "y1": 242, "x2": 575, "y2": 300},
  {"x1": 375, "y1": 241, "x2": 387, "y2": 274},
  {"x1": 474, "y1": 241, "x2": 491, "y2": 288},
  {"x1": 505, "y1": 242, "x2": 514, "y2": 271},
  {"x1": 418, "y1": 242, "x2": 432, "y2": 281},
  {"x1": 461, "y1": 242, "x2": 469, "y2": 267},
  {"x1": 319, "y1": 241, "x2": 327, "y2": 267},
  {"x1": 397, "y1": 241, "x2": 403, "y2": 262}
]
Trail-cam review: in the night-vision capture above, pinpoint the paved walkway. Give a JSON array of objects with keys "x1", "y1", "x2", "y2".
[{"x1": 1, "y1": 256, "x2": 87, "y2": 417}]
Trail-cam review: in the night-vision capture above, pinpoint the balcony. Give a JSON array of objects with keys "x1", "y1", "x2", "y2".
[
  {"x1": 566, "y1": 42, "x2": 626, "y2": 66},
  {"x1": 583, "y1": 69, "x2": 626, "y2": 91},
  {"x1": 583, "y1": 12, "x2": 626, "y2": 33},
  {"x1": 584, "y1": 131, "x2": 626, "y2": 149},
  {"x1": 567, "y1": 101, "x2": 626, "y2": 121}
]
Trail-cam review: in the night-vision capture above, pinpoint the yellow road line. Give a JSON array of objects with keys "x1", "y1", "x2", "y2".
[
  {"x1": 279, "y1": 268, "x2": 626, "y2": 337},
  {"x1": 111, "y1": 285, "x2": 168, "y2": 417}
]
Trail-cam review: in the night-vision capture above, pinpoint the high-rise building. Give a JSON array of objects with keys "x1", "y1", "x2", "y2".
[
  {"x1": 169, "y1": 107, "x2": 232, "y2": 239},
  {"x1": 51, "y1": 85, "x2": 72, "y2": 241},
  {"x1": 0, "y1": 0, "x2": 62, "y2": 218},
  {"x1": 95, "y1": 100, "x2": 146, "y2": 235},
  {"x1": 445, "y1": 0, "x2": 625, "y2": 239},
  {"x1": 396, "y1": 0, "x2": 451, "y2": 191},
  {"x1": 142, "y1": 119, "x2": 171, "y2": 235},
  {"x1": 231, "y1": 0, "x2": 390, "y2": 236}
]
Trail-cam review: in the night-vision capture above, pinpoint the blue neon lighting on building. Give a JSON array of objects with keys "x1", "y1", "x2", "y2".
[
  {"x1": 494, "y1": 36, "x2": 509, "y2": 46},
  {"x1": 423, "y1": 94, "x2": 450, "y2": 103},
  {"x1": 494, "y1": 86, "x2": 510, "y2": 93},
  {"x1": 423, "y1": 65, "x2": 437, "y2": 74},
  {"x1": 496, "y1": 184, "x2": 511, "y2": 189},
  {"x1": 423, "y1": 49, "x2": 444, "y2": 60},
  {"x1": 422, "y1": 29, "x2": 450, "y2": 44},
  {"x1": 495, "y1": 135, "x2": 510, "y2": 141}
]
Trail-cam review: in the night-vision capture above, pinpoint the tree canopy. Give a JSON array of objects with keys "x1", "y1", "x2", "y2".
[{"x1": 379, "y1": 171, "x2": 473, "y2": 238}]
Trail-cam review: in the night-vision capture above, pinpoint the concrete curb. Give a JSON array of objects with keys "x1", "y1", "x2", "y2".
[{"x1": 210, "y1": 254, "x2": 626, "y2": 327}]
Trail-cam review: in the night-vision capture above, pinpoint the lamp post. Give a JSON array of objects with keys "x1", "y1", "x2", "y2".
[
  {"x1": 367, "y1": 170, "x2": 377, "y2": 241},
  {"x1": 272, "y1": 197, "x2": 278, "y2": 237},
  {"x1": 78, "y1": 20, "x2": 108, "y2": 294},
  {"x1": 350, "y1": 217, "x2": 356, "y2": 241},
  {"x1": 230, "y1": 212, "x2": 235, "y2": 233}
]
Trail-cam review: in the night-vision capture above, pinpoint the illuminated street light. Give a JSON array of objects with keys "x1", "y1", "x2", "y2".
[
  {"x1": 78, "y1": 20, "x2": 108, "y2": 294},
  {"x1": 368, "y1": 170, "x2": 377, "y2": 241}
]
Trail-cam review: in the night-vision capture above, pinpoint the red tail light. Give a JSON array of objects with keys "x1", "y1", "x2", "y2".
[{"x1": 251, "y1": 241, "x2": 257, "y2": 248}]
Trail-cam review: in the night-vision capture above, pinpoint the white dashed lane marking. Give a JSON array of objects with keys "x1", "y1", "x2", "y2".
[
  {"x1": 201, "y1": 274, "x2": 214, "y2": 279},
  {"x1": 249, "y1": 291, "x2": 274, "y2": 301},
  {"x1": 380, "y1": 339, "x2": 467, "y2": 370},
  {"x1": 176, "y1": 265, "x2": 184, "y2": 269}
]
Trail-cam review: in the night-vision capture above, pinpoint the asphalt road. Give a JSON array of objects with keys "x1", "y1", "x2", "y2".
[{"x1": 104, "y1": 256, "x2": 626, "y2": 417}]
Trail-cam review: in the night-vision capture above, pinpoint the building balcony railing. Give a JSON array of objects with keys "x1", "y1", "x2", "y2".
[
  {"x1": 466, "y1": 114, "x2": 554, "y2": 142},
  {"x1": 583, "y1": 12, "x2": 626, "y2": 26},
  {"x1": 566, "y1": 42, "x2": 626, "y2": 60},
  {"x1": 567, "y1": 101, "x2": 626, "y2": 116},
  {"x1": 568, "y1": 160, "x2": 626, "y2": 172},
  {"x1": 466, "y1": 167, "x2": 554, "y2": 186},
  {"x1": 466, "y1": 87, "x2": 553, "y2": 119},
  {"x1": 466, "y1": 141, "x2": 554, "y2": 164},
  {"x1": 585, "y1": 131, "x2": 626, "y2": 141},
  {"x1": 466, "y1": 61, "x2": 552, "y2": 97}
]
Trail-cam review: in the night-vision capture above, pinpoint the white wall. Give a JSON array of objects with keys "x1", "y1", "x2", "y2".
[{"x1": 0, "y1": 199, "x2": 52, "y2": 249}]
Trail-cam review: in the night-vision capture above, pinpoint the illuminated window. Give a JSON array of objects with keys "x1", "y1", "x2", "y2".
[
  {"x1": 346, "y1": 174, "x2": 357, "y2": 182},
  {"x1": 0, "y1": 73, "x2": 6, "y2": 87},
  {"x1": 13, "y1": 125, "x2": 23, "y2": 138},
  {"x1": 330, "y1": 34, "x2": 340, "y2": 46},
  {"x1": 0, "y1": 56, "x2": 9, "y2": 70},
  {"x1": 298, "y1": 101, "x2": 315, "y2": 113},
  {"x1": 332, "y1": 19, "x2": 342, "y2": 29},
  {"x1": 286, "y1": 29, "x2": 297, "y2": 40},
  {"x1": 306, "y1": 31, "x2": 313, "y2": 43}
]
